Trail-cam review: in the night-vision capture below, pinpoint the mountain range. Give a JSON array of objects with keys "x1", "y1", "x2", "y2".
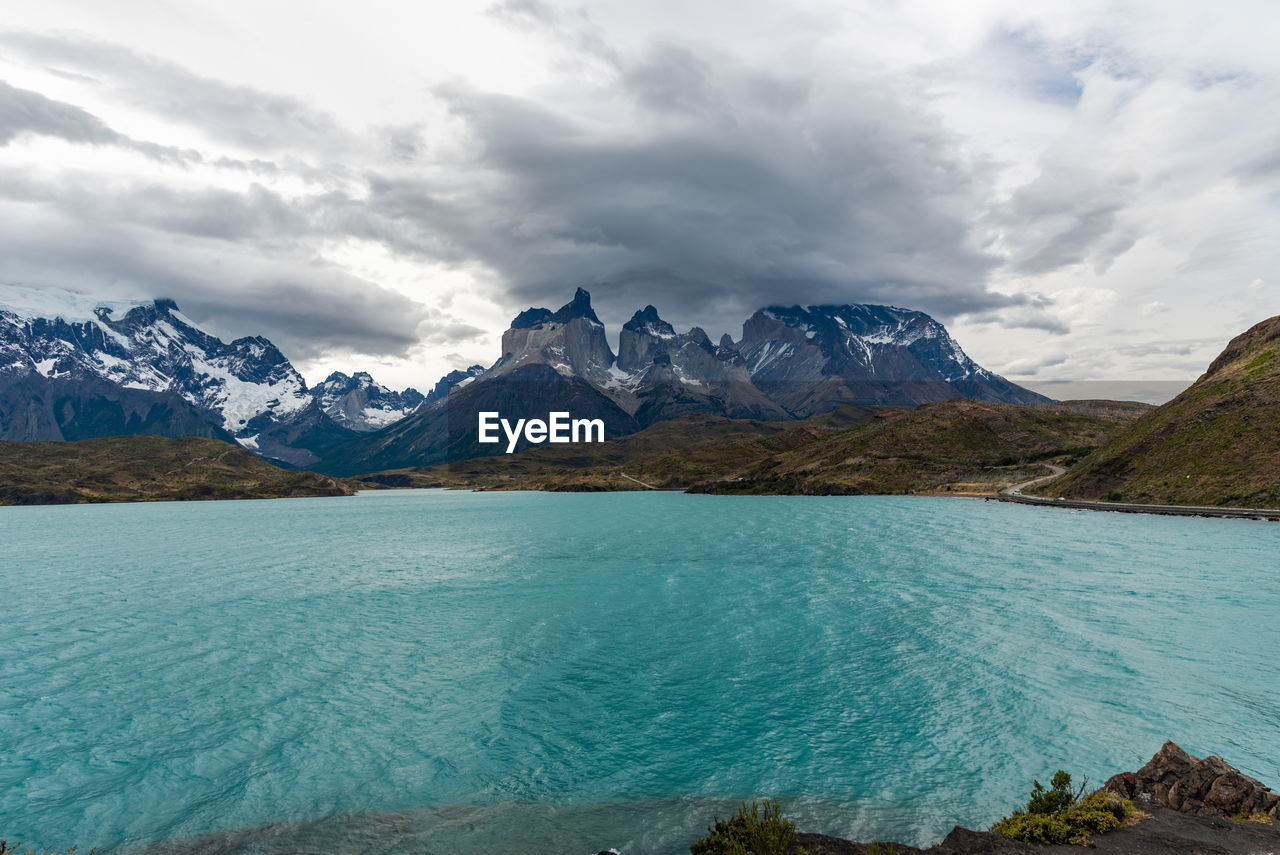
[
  {"x1": 0, "y1": 292, "x2": 423, "y2": 467},
  {"x1": 318, "y1": 288, "x2": 1048, "y2": 474},
  {"x1": 1, "y1": 285, "x2": 1046, "y2": 474}
]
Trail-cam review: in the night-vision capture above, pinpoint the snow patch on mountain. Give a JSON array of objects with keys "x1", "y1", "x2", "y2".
[{"x1": 313, "y1": 371, "x2": 425, "y2": 433}]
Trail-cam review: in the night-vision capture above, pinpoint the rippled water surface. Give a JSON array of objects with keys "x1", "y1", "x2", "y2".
[{"x1": 2, "y1": 491, "x2": 1278, "y2": 854}]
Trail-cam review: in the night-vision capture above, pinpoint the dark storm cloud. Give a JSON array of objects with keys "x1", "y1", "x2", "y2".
[
  {"x1": 0, "y1": 32, "x2": 343, "y2": 154},
  {"x1": 0, "y1": 167, "x2": 306, "y2": 243},
  {"x1": 621, "y1": 43, "x2": 718, "y2": 114},
  {"x1": 356, "y1": 62, "x2": 1041, "y2": 336},
  {"x1": 0, "y1": 25, "x2": 1077, "y2": 352},
  {"x1": 179, "y1": 280, "x2": 484, "y2": 360},
  {"x1": 308, "y1": 26, "x2": 1051, "y2": 335}
]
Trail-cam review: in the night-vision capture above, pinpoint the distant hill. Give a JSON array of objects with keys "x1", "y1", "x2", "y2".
[
  {"x1": 359, "y1": 399, "x2": 1147, "y2": 495},
  {"x1": 0, "y1": 436, "x2": 351, "y2": 505},
  {"x1": 1040, "y1": 315, "x2": 1280, "y2": 507}
]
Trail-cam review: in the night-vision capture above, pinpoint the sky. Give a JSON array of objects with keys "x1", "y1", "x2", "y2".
[{"x1": 1, "y1": 1, "x2": 1278, "y2": 402}]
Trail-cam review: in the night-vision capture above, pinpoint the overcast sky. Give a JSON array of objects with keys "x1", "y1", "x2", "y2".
[{"x1": 1, "y1": 1, "x2": 1278, "y2": 400}]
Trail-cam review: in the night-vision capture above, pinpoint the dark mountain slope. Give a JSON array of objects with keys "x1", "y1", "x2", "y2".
[
  {"x1": 0, "y1": 373, "x2": 235, "y2": 443},
  {"x1": 319, "y1": 363, "x2": 640, "y2": 476}
]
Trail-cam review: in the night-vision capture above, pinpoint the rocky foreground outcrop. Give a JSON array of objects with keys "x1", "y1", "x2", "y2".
[
  {"x1": 752, "y1": 742, "x2": 1280, "y2": 855},
  {"x1": 1103, "y1": 740, "x2": 1279, "y2": 820}
]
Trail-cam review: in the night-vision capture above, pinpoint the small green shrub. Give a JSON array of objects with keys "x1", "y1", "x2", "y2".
[
  {"x1": 691, "y1": 799, "x2": 812, "y2": 855},
  {"x1": 1027, "y1": 770, "x2": 1079, "y2": 815},
  {"x1": 992, "y1": 771, "x2": 1136, "y2": 846}
]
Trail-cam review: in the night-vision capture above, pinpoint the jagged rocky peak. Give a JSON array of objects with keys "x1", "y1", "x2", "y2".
[
  {"x1": 497, "y1": 288, "x2": 614, "y2": 383},
  {"x1": 510, "y1": 287, "x2": 602, "y2": 329},
  {"x1": 0, "y1": 287, "x2": 334, "y2": 462},
  {"x1": 718, "y1": 333, "x2": 736, "y2": 349},
  {"x1": 623, "y1": 305, "x2": 676, "y2": 337},
  {"x1": 318, "y1": 370, "x2": 372, "y2": 389},
  {"x1": 617, "y1": 307, "x2": 720, "y2": 373},
  {"x1": 618, "y1": 305, "x2": 675, "y2": 372}
]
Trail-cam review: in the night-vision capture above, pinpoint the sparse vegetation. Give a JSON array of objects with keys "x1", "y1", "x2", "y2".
[
  {"x1": 991, "y1": 771, "x2": 1140, "y2": 846},
  {"x1": 690, "y1": 800, "x2": 813, "y2": 855}
]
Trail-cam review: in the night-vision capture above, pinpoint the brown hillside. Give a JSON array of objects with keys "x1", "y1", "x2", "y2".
[{"x1": 0, "y1": 436, "x2": 352, "y2": 505}]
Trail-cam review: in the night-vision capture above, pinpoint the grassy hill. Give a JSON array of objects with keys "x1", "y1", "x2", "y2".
[
  {"x1": 694, "y1": 398, "x2": 1149, "y2": 495},
  {"x1": 0, "y1": 435, "x2": 353, "y2": 505},
  {"x1": 358, "y1": 400, "x2": 1147, "y2": 495},
  {"x1": 1039, "y1": 315, "x2": 1280, "y2": 507}
]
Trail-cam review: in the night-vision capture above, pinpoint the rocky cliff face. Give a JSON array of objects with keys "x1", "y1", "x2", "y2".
[
  {"x1": 493, "y1": 287, "x2": 616, "y2": 386},
  {"x1": 611, "y1": 305, "x2": 788, "y2": 424}
]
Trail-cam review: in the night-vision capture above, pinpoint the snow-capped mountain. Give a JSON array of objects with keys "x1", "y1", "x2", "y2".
[
  {"x1": 313, "y1": 371, "x2": 425, "y2": 433},
  {"x1": 0, "y1": 287, "x2": 422, "y2": 465},
  {"x1": 734, "y1": 304, "x2": 1047, "y2": 415}
]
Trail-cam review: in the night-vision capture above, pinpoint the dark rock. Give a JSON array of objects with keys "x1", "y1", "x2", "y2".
[
  {"x1": 935, "y1": 826, "x2": 1033, "y2": 853},
  {"x1": 1103, "y1": 740, "x2": 1279, "y2": 819},
  {"x1": 791, "y1": 826, "x2": 1029, "y2": 854},
  {"x1": 360, "y1": 473, "x2": 413, "y2": 488}
]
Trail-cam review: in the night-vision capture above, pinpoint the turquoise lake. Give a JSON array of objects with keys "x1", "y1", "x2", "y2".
[{"x1": 2, "y1": 490, "x2": 1278, "y2": 854}]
